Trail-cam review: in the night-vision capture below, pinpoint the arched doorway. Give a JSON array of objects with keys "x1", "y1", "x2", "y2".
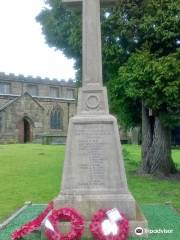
[
  {"x1": 18, "y1": 117, "x2": 33, "y2": 143},
  {"x1": 24, "y1": 118, "x2": 31, "y2": 143}
]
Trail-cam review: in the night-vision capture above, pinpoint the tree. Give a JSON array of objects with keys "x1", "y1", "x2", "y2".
[
  {"x1": 107, "y1": 0, "x2": 180, "y2": 175},
  {"x1": 111, "y1": 51, "x2": 179, "y2": 175},
  {"x1": 37, "y1": 0, "x2": 180, "y2": 175},
  {"x1": 37, "y1": 0, "x2": 82, "y2": 76}
]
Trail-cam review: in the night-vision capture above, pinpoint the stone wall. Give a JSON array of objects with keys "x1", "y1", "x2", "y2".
[{"x1": 0, "y1": 73, "x2": 77, "y2": 144}]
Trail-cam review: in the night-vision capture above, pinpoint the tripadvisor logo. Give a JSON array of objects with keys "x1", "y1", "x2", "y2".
[
  {"x1": 135, "y1": 227, "x2": 144, "y2": 236},
  {"x1": 135, "y1": 227, "x2": 174, "y2": 235}
]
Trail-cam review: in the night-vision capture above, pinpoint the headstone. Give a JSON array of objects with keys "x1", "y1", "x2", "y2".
[{"x1": 54, "y1": 0, "x2": 148, "y2": 236}]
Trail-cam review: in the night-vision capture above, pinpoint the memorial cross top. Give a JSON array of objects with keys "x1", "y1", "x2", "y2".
[{"x1": 63, "y1": 0, "x2": 118, "y2": 87}]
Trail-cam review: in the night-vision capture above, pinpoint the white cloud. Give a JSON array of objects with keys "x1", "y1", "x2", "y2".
[{"x1": 0, "y1": 0, "x2": 76, "y2": 80}]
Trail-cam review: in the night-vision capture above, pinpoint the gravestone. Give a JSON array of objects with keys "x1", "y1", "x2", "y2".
[{"x1": 54, "y1": 0, "x2": 148, "y2": 236}]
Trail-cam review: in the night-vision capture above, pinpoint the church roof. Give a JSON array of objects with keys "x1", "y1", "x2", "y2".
[
  {"x1": 0, "y1": 99, "x2": 16, "y2": 112},
  {"x1": 0, "y1": 72, "x2": 76, "y2": 87},
  {"x1": 0, "y1": 92, "x2": 45, "y2": 112}
]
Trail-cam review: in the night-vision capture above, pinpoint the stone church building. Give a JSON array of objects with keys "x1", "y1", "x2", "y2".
[{"x1": 0, "y1": 72, "x2": 77, "y2": 144}]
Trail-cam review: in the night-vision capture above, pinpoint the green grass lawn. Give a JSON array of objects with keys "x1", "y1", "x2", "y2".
[
  {"x1": 0, "y1": 144, "x2": 179, "y2": 223},
  {"x1": 0, "y1": 144, "x2": 64, "y2": 222},
  {"x1": 123, "y1": 145, "x2": 180, "y2": 211}
]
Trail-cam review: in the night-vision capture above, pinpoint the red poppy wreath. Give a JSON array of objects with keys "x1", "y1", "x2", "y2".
[
  {"x1": 90, "y1": 209, "x2": 129, "y2": 240},
  {"x1": 44, "y1": 207, "x2": 85, "y2": 240},
  {"x1": 11, "y1": 202, "x2": 53, "y2": 240}
]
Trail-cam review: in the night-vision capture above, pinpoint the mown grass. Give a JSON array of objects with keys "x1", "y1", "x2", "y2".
[
  {"x1": 123, "y1": 145, "x2": 180, "y2": 210},
  {"x1": 0, "y1": 144, "x2": 64, "y2": 221},
  {"x1": 0, "y1": 144, "x2": 179, "y2": 222}
]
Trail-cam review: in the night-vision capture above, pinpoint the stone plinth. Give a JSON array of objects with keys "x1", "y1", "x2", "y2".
[{"x1": 54, "y1": 104, "x2": 148, "y2": 236}]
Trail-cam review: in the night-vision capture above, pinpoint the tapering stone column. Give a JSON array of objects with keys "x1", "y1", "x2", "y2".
[{"x1": 54, "y1": 0, "x2": 148, "y2": 237}]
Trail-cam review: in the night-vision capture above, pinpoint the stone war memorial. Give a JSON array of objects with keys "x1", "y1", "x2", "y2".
[{"x1": 53, "y1": 0, "x2": 148, "y2": 237}]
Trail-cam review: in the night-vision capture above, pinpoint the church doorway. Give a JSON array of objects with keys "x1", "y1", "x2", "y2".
[
  {"x1": 18, "y1": 117, "x2": 32, "y2": 143},
  {"x1": 23, "y1": 118, "x2": 31, "y2": 143}
]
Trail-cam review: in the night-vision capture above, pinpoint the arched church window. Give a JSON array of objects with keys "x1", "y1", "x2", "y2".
[{"x1": 50, "y1": 110, "x2": 62, "y2": 129}]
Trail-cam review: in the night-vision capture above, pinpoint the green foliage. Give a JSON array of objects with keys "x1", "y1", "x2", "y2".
[
  {"x1": 112, "y1": 50, "x2": 180, "y2": 127},
  {"x1": 37, "y1": 0, "x2": 180, "y2": 127},
  {"x1": 108, "y1": 78, "x2": 141, "y2": 128},
  {"x1": 107, "y1": 0, "x2": 180, "y2": 127},
  {"x1": 138, "y1": 0, "x2": 179, "y2": 55},
  {"x1": 37, "y1": 0, "x2": 82, "y2": 71}
]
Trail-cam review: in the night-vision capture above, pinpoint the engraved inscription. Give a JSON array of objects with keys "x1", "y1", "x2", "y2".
[{"x1": 74, "y1": 124, "x2": 113, "y2": 188}]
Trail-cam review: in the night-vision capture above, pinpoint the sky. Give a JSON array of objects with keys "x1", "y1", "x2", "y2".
[{"x1": 0, "y1": 0, "x2": 76, "y2": 81}]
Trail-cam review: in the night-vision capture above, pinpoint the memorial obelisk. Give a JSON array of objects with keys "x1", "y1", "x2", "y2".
[{"x1": 54, "y1": 0, "x2": 148, "y2": 236}]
